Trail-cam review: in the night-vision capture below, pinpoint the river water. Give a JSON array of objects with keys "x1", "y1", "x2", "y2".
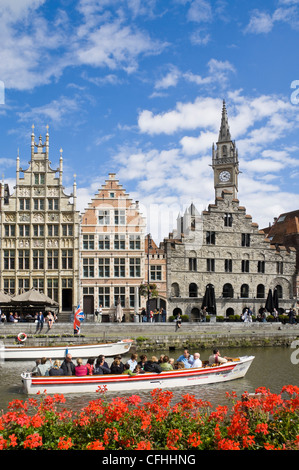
[{"x1": 0, "y1": 346, "x2": 298, "y2": 412}]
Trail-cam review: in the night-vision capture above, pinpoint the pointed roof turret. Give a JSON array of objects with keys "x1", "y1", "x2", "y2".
[{"x1": 218, "y1": 100, "x2": 231, "y2": 143}]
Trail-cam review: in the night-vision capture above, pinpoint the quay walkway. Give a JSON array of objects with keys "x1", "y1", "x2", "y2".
[{"x1": 1, "y1": 321, "x2": 299, "y2": 352}]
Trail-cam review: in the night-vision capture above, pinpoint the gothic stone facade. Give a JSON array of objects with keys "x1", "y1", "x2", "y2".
[
  {"x1": 80, "y1": 173, "x2": 146, "y2": 321},
  {"x1": 165, "y1": 102, "x2": 297, "y2": 319},
  {"x1": 0, "y1": 128, "x2": 80, "y2": 313}
]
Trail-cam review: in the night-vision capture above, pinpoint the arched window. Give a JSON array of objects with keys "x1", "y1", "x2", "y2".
[
  {"x1": 257, "y1": 284, "x2": 265, "y2": 299},
  {"x1": 240, "y1": 284, "x2": 249, "y2": 298},
  {"x1": 171, "y1": 283, "x2": 180, "y2": 297},
  {"x1": 275, "y1": 285, "x2": 283, "y2": 298},
  {"x1": 189, "y1": 283, "x2": 198, "y2": 297},
  {"x1": 222, "y1": 283, "x2": 233, "y2": 298}
]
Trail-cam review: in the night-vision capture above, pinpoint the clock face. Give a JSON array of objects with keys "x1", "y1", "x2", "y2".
[{"x1": 219, "y1": 170, "x2": 231, "y2": 182}]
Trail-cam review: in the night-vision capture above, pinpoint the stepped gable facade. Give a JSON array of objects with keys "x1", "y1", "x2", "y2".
[{"x1": 80, "y1": 173, "x2": 146, "y2": 321}]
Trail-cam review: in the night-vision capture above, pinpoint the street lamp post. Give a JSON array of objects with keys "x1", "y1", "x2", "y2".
[{"x1": 147, "y1": 233, "x2": 152, "y2": 319}]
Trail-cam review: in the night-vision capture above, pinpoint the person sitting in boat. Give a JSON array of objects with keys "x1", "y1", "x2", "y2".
[
  {"x1": 143, "y1": 357, "x2": 162, "y2": 373},
  {"x1": 176, "y1": 349, "x2": 194, "y2": 368},
  {"x1": 75, "y1": 358, "x2": 88, "y2": 376},
  {"x1": 110, "y1": 358, "x2": 125, "y2": 374},
  {"x1": 208, "y1": 348, "x2": 228, "y2": 365},
  {"x1": 49, "y1": 360, "x2": 64, "y2": 376},
  {"x1": 137, "y1": 354, "x2": 148, "y2": 370},
  {"x1": 31, "y1": 359, "x2": 41, "y2": 376},
  {"x1": 191, "y1": 353, "x2": 202, "y2": 368},
  {"x1": 60, "y1": 353, "x2": 76, "y2": 375},
  {"x1": 36, "y1": 357, "x2": 52, "y2": 376},
  {"x1": 127, "y1": 353, "x2": 138, "y2": 372},
  {"x1": 174, "y1": 361, "x2": 185, "y2": 369},
  {"x1": 133, "y1": 364, "x2": 145, "y2": 374},
  {"x1": 86, "y1": 357, "x2": 95, "y2": 375},
  {"x1": 122, "y1": 363, "x2": 136, "y2": 376},
  {"x1": 93, "y1": 355, "x2": 111, "y2": 374},
  {"x1": 160, "y1": 355, "x2": 173, "y2": 371}
]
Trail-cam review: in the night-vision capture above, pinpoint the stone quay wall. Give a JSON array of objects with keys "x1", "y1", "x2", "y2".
[{"x1": 1, "y1": 321, "x2": 299, "y2": 353}]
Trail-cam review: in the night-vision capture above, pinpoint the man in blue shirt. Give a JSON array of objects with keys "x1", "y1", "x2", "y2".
[{"x1": 176, "y1": 349, "x2": 194, "y2": 368}]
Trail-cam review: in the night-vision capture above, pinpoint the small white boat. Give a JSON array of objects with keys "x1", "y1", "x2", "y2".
[
  {"x1": 0, "y1": 339, "x2": 133, "y2": 361},
  {"x1": 21, "y1": 355, "x2": 254, "y2": 395}
]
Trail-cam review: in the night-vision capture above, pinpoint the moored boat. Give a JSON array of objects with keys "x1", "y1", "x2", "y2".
[
  {"x1": 0, "y1": 339, "x2": 133, "y2": 361},
  {"x1": 21, "y1": 355, "x2": 254, "y2": 395}
]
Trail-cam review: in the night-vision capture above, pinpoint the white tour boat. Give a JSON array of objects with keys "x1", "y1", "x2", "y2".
[
  {"x1": 21, "y1": 355, "x2": 254, "y2": 395},
  {"x1": 1, "y1": 339, "x2": 133, "y2": 361}
]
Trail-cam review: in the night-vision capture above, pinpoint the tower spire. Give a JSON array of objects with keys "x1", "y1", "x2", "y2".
[{"x1": 218, "y1": 99, "x2": 231, "y2": 143}]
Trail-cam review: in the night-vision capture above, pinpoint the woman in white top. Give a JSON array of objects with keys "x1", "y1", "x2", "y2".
[{"x1": 127, "y1": 353, "x2": 138, "y2": 372}]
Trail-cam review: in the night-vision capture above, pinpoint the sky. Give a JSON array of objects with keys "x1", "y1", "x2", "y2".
[{"x1": 0, "y1": 0, "x2": 299, "y2": 242}]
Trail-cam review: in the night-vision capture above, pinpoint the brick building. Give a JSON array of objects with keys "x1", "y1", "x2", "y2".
[{"x1": 80, "y1": 173, "x2": 146, "y2": 321}]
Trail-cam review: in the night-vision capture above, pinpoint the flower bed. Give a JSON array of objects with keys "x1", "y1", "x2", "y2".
[{"x1": 1, "y1": 385, "x2": 299, "y2": 450}]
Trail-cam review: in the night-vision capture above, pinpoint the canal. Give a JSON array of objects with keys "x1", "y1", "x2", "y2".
[{"x1": 0, "y1": 346, "x2": 298, "y2": 412}]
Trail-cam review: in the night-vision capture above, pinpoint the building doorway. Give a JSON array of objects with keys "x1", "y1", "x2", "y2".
[
  {"x1": 83, "y1": 295, "x2": 94, "y2": 316},
  {"x1": 62, "y1": 288, "x2": 72, "y2": 311}
]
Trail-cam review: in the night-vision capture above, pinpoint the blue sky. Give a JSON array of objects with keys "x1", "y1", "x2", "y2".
[{"x1": 1, "y1": 0, "x2": 299, "y2": 242}]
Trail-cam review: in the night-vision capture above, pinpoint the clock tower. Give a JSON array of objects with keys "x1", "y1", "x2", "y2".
[{"x1": 212, "y1": 100, "x2": 239, "y2": 199}]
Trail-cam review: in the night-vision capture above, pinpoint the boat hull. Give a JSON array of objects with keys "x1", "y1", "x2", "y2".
[
  {"x1": 1, "y1": 340, "x2": 133, "y2": 361},
  {"x1": 21, "y1": 356, "x2": 254, "y2": 395}
]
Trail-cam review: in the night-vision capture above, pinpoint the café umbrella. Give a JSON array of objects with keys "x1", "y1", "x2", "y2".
[
  {"x1": 265, "y1": 288, "x2": 274, "y2": 313},
  {"x1": 201, "y1": 283, "x2": 217, "y2": 315}
]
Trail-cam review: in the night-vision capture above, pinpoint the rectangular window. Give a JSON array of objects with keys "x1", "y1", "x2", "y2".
[
  {"x1": 277, "y1": 261, "x2": 283, "y2": 274},
  {"x1": 19, "y1": 278, "x2": 29, "y2": 291},
  {"x1": 33, "y1": 225, "x2": 44, "y2": 237},
  {"x1": 225, "y1": 259, "x2": 232, "y2": 272},
  {"x1": 4, "y1": 224, "x2": 15, "y2": 237},
  {"x1": 98, "y1": 210, "x2": 110, "y2": 225},
  {"x1": 129, "y1": 287, "x2": 136, "y2": 308},
  {"x1": 62, "y1": 224, "x2": 73, "y2": 236},
  {"x1": 114, "y1": 287, "x2": 125, "y2": 307},
  {"x1": 83, "y1": 234, "x2": 94, "y2": 250},
  {"x1": 48, "y1": 225, "x2": 59, "y2": 237},
  {"x1": 3, "y1": 278, "x2": 15, "y2": 295},
  {"x1": 150, "y1": 265, "x2": 162, "y2": 281},
  {"x1": 129, "y1": 235, "x2": 141, "y2": 250},
  {"x1": 98, "y1": 258, "x2": 110, "y2": 277},
  {"x1": 224, "y1": 213, "x2": 233, "y2": 227},
  {"x1": 206, "y1": 231, "x2": 215, "y2": 244},
  {"x1": 47, "y1": 279, "x2": 58, "y2": 302},
  {"x1": 99, "y1": 287, "x2": 110, "y2": 308},
  {"x1": 32, "y1": 279, "x2": 44, "y2": 291},
  {"x1": 4, "y1": 250, "x2": 15, "y2": 270},
  {"x1": 48, "y1": 199, "x2": 59, "y2": 210},
  {"x1": 47, "y1": 250, "x2": 59, "y2": 270},
  {"x1": 82, "y1": 258, "x2": 94, "y2": 277},
  {"x1": 62, "y1": 250, "x2": 73, "y2": 269},
  {"x1": 19, "y1": 225, "x2": 30, "y2": 237},
  {"x1": 34, "y1": 173, "x2": 45, "y2": 185},
  {"x1": 19, "y1": 199, "x2": 30, "y2": 210},
  {"x1": 98, "y1": 235, "x2": 110, "y2": 250},
  {"x1": 114, "y1": 235, "x2": 125, "y2": 250},
  {"x1": 189, "y1": 258, "x2": 197, "y2": 271},
  {"x1": 129, "y1": 258, "x2": 140, "y2": 277},
  {"x1": 18, "y1": 249, "x2": 30, "y2": 270},
  {"x1": 33, "y1": 199, "x2": 44, "y2": 210},
  {"x1": 258, "y1": 261, "x2": 265, "y2": 273},
  {"x1": 114, "y1": 210, "x2": 125, "y2": 225},
  {"x1": 242, "y1": 260, "x2": 249, "y2": 272},
  {"x1": 242, "y1": 233, "x2": 250, "y2": 247},
  {"x1": 33, "y1": 250, "x2": 44, "y2": 270},
  {"x1": 114, "y1": 258, "x2": 125, "y2": 277},
  {"x1": 207, "y1": 258, "x2": 215, "y2": 272}
]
